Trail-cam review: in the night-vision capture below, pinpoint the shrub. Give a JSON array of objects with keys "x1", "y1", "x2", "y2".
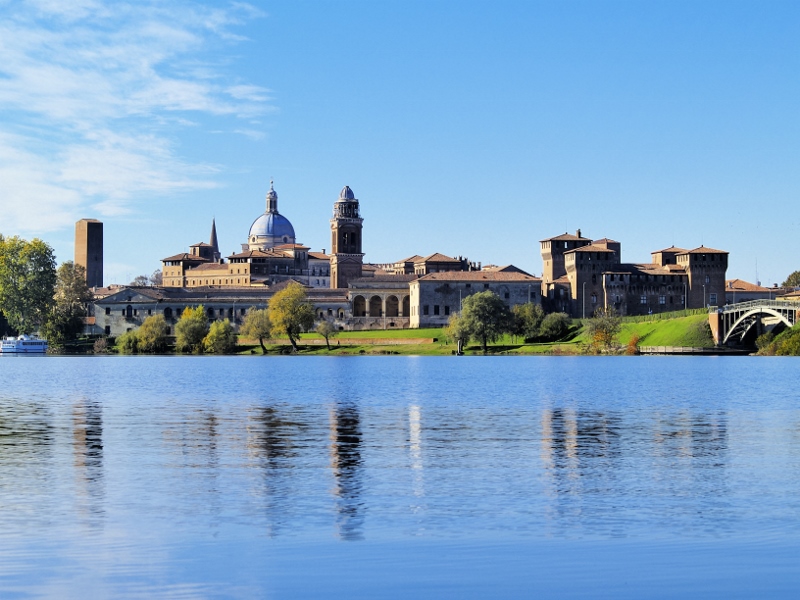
[
  {"x1": 203, "y1": 319, "x2": 236, "y2": 354},
  {"x1": 176, "y1": 306, "x2": 208, "y2": 353},
  {"x1": 539, "y1": 312, "x2": 571, "y2": 341},
  {"x1": 117, "y1": 330, "x2": 139, "y2": 354},
  {"x1": 137, "y1": 314, "x2": 169, "y2": 353}
]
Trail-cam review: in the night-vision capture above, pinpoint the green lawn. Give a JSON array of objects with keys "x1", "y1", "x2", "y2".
[
  {"x1": 298, "y1": 327, "x2": 443, "y2": 340},
  {"x1": 239, "y1": 313, "x2": 716, "y2": 356}
]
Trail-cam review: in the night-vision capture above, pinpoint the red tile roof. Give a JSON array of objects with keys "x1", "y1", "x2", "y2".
[
  {"x1": 540, "y1": 232, "x2": 591, "y2": 242},
  {"x1": 652, "y1": 246, "x2": 687, "y2": 254},
  {"x1": 725, "y1": 279, "x2": 774, "y2": 292},
  {"x1": 682, "y1": 246, "x2": 728, "y2": 254},
  {"x1": 161, "y1": 253, "x2": 209, "y2": 262},
  {"x1": 417, "y1": 253, "x2": 461, "y2": 263},
  {"x1": 417, "y1": 271, "x2": 540, "y2": 282},
  {"x1": 566, "y1": 244, "x2": 616, "y2": 254}
]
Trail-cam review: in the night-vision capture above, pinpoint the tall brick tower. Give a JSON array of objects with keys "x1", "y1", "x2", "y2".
[
  {"x1": 330, "y1": 186, "x2": 363, "y2": 289},
  {"x1": 75, "y1": 219, "x2": 103, "y2": 288}
]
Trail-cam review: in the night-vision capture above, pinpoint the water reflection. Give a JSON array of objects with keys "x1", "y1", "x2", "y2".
[
  {"x1": 409, "y1": 405, "x2": 424, "y2": 499},
  {"x1": 329, "y1": 402, "x2": 364, "y2": 540},
  {"x1": 247, "y1": 405, "x2": 305, "y2": 537},
  {"x1": 72, "y1": 399, "x2": 104, "y2": 525},
  {"x1": 539, "y1": 406, "x2": 730, "y2": 535},
  {"x1": 0, "y1": 401, "x2": 54, "y2": 525}
]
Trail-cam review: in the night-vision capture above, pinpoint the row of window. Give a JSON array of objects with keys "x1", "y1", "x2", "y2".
[
  {"x1": 416, "y1": 305, "x2": 451, "y2": 317},
  {"x1": 114, "y1": 306, "x2": 250, "y2": 319}
]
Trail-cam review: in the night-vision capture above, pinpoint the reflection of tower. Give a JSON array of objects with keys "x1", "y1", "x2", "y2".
[
  {"x1": 409, "y1": 405, "x2": 424, "y2": 499},
  {"x1": 246, "y1": 406, "x2": 304, "y2": 537},
  {"x1": 330, "y1": 186, "x2": 364, "y2": 289},
  {"x1": 73, "y1": 400, "x2": 104, "y2": 522},
  {"x1": 329, "y1": 402, "x2": 364, "y2": 540},
  {"x1": 74, "y1": 219, "x2": 103, "y2": 288}
]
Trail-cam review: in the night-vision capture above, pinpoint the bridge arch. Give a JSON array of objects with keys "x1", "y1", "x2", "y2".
[{"x1": 723, "y1": 307, "x2": 795, "y2": 345}]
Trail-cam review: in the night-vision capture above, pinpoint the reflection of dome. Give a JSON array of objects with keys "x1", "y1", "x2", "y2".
[{"x1": 338, "y1": 185, "x2": 355, "y2": 201}]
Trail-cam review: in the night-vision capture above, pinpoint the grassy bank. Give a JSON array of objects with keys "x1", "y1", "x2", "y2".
[
  {"x1": 235, "y1": 313, "x2": 715, "y2": 356},
  {"x1": 97, "y1": 313, "x2": 715, "y2": 356}
]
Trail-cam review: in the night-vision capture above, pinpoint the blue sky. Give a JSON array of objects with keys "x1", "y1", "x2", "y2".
[{"x1": 1, "y1": 0, "x2": 798, "y2": 286}]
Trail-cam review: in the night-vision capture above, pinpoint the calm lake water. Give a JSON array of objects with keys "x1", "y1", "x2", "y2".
[{"x1": 1, "y1": 355, "x2": 799, "y2": 598}]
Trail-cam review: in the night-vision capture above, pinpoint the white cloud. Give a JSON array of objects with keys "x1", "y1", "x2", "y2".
[{"x1": 0, "y1": 0, "x2": 270, "y2": 235}]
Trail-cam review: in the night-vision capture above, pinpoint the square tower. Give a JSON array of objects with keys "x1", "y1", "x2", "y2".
[
  {"x1": 330, "y1": 186, "x2": 364, "y2": 289},
  {"x1": 75, "y1": 219, "x2": 103, "y2": 288}
]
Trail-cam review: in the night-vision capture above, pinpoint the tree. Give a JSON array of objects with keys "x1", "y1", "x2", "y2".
[
  {"x1": 444, "y1": 311, "x2": 470, "y2": 354},
  {"x1": 240, "y1": 308, "x2": 272, "y2": 354},
  {"x1": 0, "y1": 235, "x2": 57, "y2": 334},
  {"x1": 315, "y1": 319, "x2": 338, "y2": 350},
  {"x1": 268, "y1": 282, "x2": 315, "y2": 352},
  {"x1": 54, "y1": 261, "x2": 93, "y2": 312},
  {"x1": 204, "y1": 319, "x2": 236, "y2": 354},
  {"x1": 585, "y1": 306, "x2": 621, "y2": 351},
  {"x1": 458, "y1": 290, "x2": 512, "y2": 352},
  {"x1": 175, "y1": 306, "x2": 208, "y2": 353},
  {"x1": 138, "y1": 314, "x2": 169, "y2": 353},
  {"x1": 117, "y1": 330, "x2": 139, "y2": 354},
  {"x1": 42, "y1": 261, "x2": 93, "y2": 346},
  {"x1": 511, "y1": 302, "x2": 545, "y2": 342},
  {"x1": 539, "y1": 312, "x2": 571, "y2": 341},
  {"x1": 782, "y1": 270, "x2": 800, "y2": 288},
  {"x1": 130, "y1": 270, "x2": 163, "y2": 286}
]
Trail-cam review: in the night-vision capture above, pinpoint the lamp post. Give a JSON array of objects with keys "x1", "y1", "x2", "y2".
[
  {"x1": 582, "y1": 282, "x2": 586, "y2": 319},
  {"x1": 683, "y1": 283, "x2": 687, "y2": 310}
]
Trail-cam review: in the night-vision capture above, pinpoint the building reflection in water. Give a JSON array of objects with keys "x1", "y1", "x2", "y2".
[
  {"x1": 408, "y1": 405, "x2": 424, "y2": 500},
  {"x1": 329, "y1": 402, "x2": 364, "y2": 540},
  {"x1": 246, "y1": 405, "x2": 303, "y2": 537},
  {"x1": 72, "y1": 399, "x2": 104, "y2": 525},
  {"x1": 539, "y1": 406, "x2": 728, "y2": 535}
]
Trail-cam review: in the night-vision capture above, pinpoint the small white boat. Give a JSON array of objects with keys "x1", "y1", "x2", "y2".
[{"x1": 0, "y1": 334, "x2": 48, "y2": 354}]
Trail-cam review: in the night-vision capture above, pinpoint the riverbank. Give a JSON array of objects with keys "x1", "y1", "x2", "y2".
[
  {"x1": 59, "y1": 312, "x2": 765, "y2": 356},
  {"x1": 234, "y1": 314, "x2": 718, "y2": 356}
]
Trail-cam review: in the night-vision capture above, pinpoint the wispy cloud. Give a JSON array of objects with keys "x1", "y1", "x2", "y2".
[{"x1": 0, "y1": 0, "x2": 270, "y2": 235}]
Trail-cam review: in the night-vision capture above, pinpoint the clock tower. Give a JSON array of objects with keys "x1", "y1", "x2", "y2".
[{"x1": 330, "y1": 186, "x2": 364, "y2": 289}]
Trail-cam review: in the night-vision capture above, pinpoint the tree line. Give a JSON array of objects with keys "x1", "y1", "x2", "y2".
[
  {"x1": 444, "y1": 290, "x2": 573, "y2": 353},
  {"x1": 0, "y1": 235, "x2": 92, "y2": 345},
  {"x1": 114, "y1": 281, "x2": 333, "y2": 355}
]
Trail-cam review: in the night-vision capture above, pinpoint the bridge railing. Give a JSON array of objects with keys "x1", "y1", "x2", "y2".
[{"x1": 713, "y1": 299, "x2": 800, "y2": 315}]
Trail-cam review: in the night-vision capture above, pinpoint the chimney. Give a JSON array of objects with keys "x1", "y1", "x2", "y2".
[
  {"x1": 577, "y1": 228, "x2": 581, "y2": 238},
  {"x1": 322, "y1": 248, "x2": 326, "y2": 255}
]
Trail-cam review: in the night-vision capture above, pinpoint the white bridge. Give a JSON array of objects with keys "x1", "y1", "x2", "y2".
[{"x1": 711, "y1": 300, "x2": 798, "y2": 345}]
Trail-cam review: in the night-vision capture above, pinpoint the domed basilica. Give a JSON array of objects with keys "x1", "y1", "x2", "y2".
[
  {"x1": 244, "y1": 181, "x2": 296, "y2": 251},
  {"x1": 160, "y1": 182, "x2": 363, "y2": 290}
]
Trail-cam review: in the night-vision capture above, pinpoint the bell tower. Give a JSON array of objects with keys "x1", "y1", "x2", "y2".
[{"x1": 330, "y1": 185, "x2": 364, "y2": 289}]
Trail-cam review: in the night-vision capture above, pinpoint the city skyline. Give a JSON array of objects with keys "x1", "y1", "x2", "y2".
[{"x1": 1, "y1": 1, "x2": 798, "y2": 286}]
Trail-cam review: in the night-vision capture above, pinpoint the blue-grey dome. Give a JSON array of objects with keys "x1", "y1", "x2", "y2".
[
  {"x1": 249, "y1": 212, "x2": 295, "y2": 241},
  {"x1": 338, "y1": 185, "x2": 355, "y2": 201}
]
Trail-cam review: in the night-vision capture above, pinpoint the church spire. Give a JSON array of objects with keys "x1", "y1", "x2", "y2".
[{"x1": 210, "y1": 218, "x2": 220, "y2": 262}]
